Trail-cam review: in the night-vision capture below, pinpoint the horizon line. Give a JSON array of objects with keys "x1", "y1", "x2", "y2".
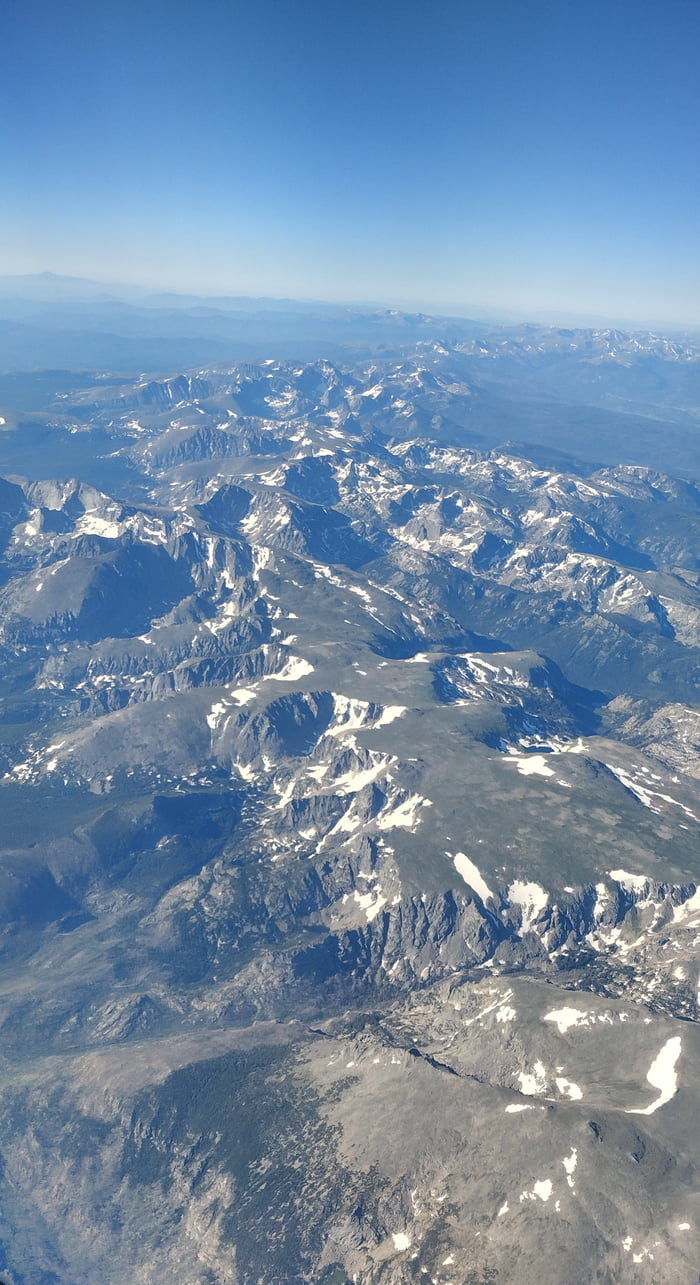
[{"x1": 0, "y1": 269, "x2": 698, "y2": 335}]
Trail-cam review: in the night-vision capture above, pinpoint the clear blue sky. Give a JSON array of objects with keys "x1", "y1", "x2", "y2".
[{"x1": 3, "y1": 0, "x2": 700, "y2": 323}]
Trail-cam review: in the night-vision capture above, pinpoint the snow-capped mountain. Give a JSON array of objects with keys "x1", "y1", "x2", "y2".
[{"x1": 0, "y1": 347, "x2": 699, "y2": 1282}]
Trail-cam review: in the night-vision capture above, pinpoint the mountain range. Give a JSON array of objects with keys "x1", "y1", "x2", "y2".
[{"x1": 0, "y1": 326, "x2": 699, "y2": 1281}]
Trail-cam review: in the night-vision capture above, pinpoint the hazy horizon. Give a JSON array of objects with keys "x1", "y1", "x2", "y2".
[{"x1": 2, "y1": 268, "x2": 698, "y2": 336}]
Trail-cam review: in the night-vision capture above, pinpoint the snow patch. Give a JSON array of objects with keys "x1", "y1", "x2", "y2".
[
  {"x1": 544, "y1": 1007, "x2": 591, "y2": 1034},
  {"x1": 75, "y1": 513, "x2": 121, "y2": 539},
  {"x1": 273, "y1": 656, "x2": 314, "y2": 682},
  {"x1": 354, "y1": 890, "x2": 388, "y2": 923},
  {"x1": 520, "y1": 1179, "x2": 552, "y2": 1203},
  {"x1": 507, "y1": 754, "x2": 555, "y2": 778},
  {"x1": 508, "y1": 880, "x2": 549, "y2": 933},
  {"x1": 377, "y1": 793, "x2": 431, "y2": 831},
  {"x1": 451, "y1": 851, "x2": 494, "y2": 903},
  {"x1": 674, "y1": 888, "x2": 700, "y2": 922},
  {"x1": 374, "y1": 704, "x2": 406, "y2": 727},
  {"x1": 206, "y1": 701, "x2": 228, "y2": 731},
  {"x1": 230, "y1": 687, "x2": 257, "y2": 705},
  {"x1": 496, "y1": 1005, "x2": 517, "y2": 1023},
  {"x1": 626, "y1": 1036, "x2": 681, "y2": 1115},
  {"x1": 609, "y1": 869, "x2": 649, "y2": 892},
  {"x1": 562, "y1": 1149, "x2": 577, "y2": 1187},
  {"x1": 334, "y1": 761, "x2": 388, "y2": 794},
  {"x1": 555, "y1": 1077, "x2": 582, "y2": 1101},
  {"x1": 518, "y1": 1061, "x2": 547, "y2": 1096}
]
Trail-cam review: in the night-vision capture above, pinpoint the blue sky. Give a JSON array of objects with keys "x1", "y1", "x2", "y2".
[{"x1": 3, "y1": 0, "x2": 700, "y2": 323}]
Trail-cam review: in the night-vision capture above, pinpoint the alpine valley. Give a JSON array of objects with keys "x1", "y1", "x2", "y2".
[{"x1": 2, "y1": 313, "x2": 700, "y2": 1284}]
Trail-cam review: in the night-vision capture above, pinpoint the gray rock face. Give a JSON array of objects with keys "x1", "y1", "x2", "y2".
[{"x1": 0, "y1": 345, "x2": 700, "y2": 1282}]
